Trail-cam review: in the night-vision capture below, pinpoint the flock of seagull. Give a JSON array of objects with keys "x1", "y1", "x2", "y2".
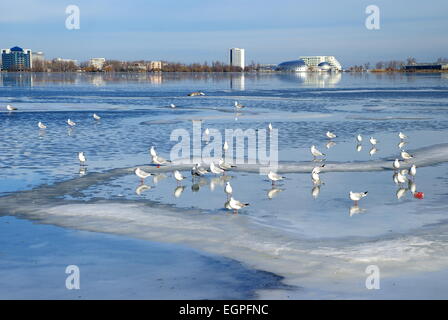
[{"x1": 5, "y1": 101, "x2": 419, "y2": 215}]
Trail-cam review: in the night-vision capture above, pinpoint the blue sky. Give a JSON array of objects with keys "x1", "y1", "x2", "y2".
[{"x1": 0, "y1": 0, "x2": 447, "y2": 66}]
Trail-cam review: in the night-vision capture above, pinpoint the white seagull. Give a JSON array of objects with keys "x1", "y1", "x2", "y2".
[
  {"x1": 326, "y1": 131, "x2": 336, "y2": 139},
  {"x1": 170, "y1": 103, "x2": 176, "y2": 109},
  {"x1": 67, "y1": 119, "x2": 76, "y2": 127},
  {"x1": 218, "y1": 158, "x2": 236, "y2": 171},
  {"x1": 224, "y1": 182, "x2": 233, "y2": 198},
  {"x1": 191, "y1": 163, "x2": 209, "y2": 177},
  {"x1": 152, "y1": 155, "x2": 170, "y2": 167},
  {"x1": 78, "y1": 152, "x2": 86, "y2": 166},
  {"x1": 356, "y1": 134, "x2": 363, "y2": 143},
  {"x1": 228, "y1": 197, "x2": 249, "y2": 214},
  {"x1": 349, "y1": 191, "x2": 368, "y2": 205},
  {"x1": 149, "y1": 146, "x2": 157, "y2": 158},
  {"x1": 311, "y1": 145, "x2": 325, "y2": 160},
  {"x1": 210, "y1": 162, "x2": 225, "y2": 175},
  {"x1": 6, "y1": 105, "x2": 17, "y2": 111},
  {"x1": 267, "y1": 171, "x2": 285, "y2": 185},
  {"x1": 399, "y1": 132, "x2": 408, "y2": 140},
  {"x1": 135, "y1": 167, "x2": 153, "y2": 183},
  {"x1": 401, "y1": 150, "x2": 413, "y2": 161},
  {"x1": 93, "y1": 113, "x2": 101, "y2": 120},
  {"x1": 234, "y1": 101, "x2": 245, "y2": 109},
  {"x1": 393, "y1": 159, "x2": 401, "y2": 170},
  {"x1": 173, "y1": 170, "x2": 186, "y2": 184},
  {"x1": 369, "y1": 137, "x2": 378, "y2": 145},
  {"x1": 268, "y1": 123, "x2": 273, "y2": 132},
  {"x1": 38, "y1": 121, "x2": 47, "y2": 129}
]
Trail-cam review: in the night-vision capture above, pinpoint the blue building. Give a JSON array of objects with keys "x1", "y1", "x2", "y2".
[{"x1": 1, "y1": 46, "x2": 32, "y2": 71}]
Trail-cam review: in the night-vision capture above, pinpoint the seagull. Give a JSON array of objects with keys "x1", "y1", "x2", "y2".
[
  {"x1": 93, "y1": 113, "x2": 101, "y2": 120},
  {"x1": 312, "y1": 164, "x2": 325, "y2": 175},
  {"x1": 224, "y1": 182, "x2": 233, "y2": 198},
  {"x1": 311, "y1": 145, "x2": 325, "y2": 160},
  {"x1": 173, "y1": 170, "x2": 186, "y2": 184},
  {"x1": 268, "y1": 123, "x2": 273, "y2": 132},
  {"x1": 135, "y1": 167, "x2": 153, "y2": 183},
  {"x1": 152, "y1": 155, "x2": 170, "y2": 167},
  {"x1": 326, "y1": 131, "x2": 336, "y2": 139},
  {"x1": 234, "y1": 101, "x2": 245, "y2": 110},
  {"x1": 204, "y1": 128, "x2": 210, "y2": 136},
  {"x1": 170, "y1": 103, "x2": 176, "y2": 109},
  {"x1": 393, "y1": 159, "x2": 401, "y2": 170},
  {"x1": 67, "y1": 119, "x2": 76, "y2": 127},
  {"x1": 369, "y1": 137, "x2": 378, "y2": 145},
  {"x1": 210, "y1": 162, "x2": 225, "y2": 175},
  {"x1": 191, "y1": 163, "x2": 208, "y2": 177},
  {"x1": 228, "y1": 197, "x2": 249, "y2": 214},
  {"x1": 410, "y1": 165, "x2": 417, "y2": 178},
  {"x1": 149, "y1": 146, "x2": 157, "y2": 158},
  {"x1": 401, "y1": 150, "x2": 413, "y2": 161},
  {"x1": 267, "y1": 171, "x2": 285, "y2": 185},
  {"x1": 356, "y1": 134, "x2": 363, "y2": 143},
  {"x1": 349, "y1": 191, "x2": 368, "y2": 205},
  {"x1": 218, "y1": 158, "x2": 236, "y2": 171},
  {"x1": 399, "y1": 132, "x2": 408, "y2": 140},
  {"x1": 38, "y1": 121, "x2": 47, "y2": 129},
  {"x1": 6, "y1": 105, "x2": 17, "y2": 111},
  {"x1": 78, "y1": 152, "x2": 86, "y2": 166}
]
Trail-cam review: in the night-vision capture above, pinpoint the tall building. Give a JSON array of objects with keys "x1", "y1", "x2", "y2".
[
  {"x1": 230, "y1": 48, "x2": 245, "y2": 69},
  {"x1": 149, "y1": 61, "x2": 162, "y2": 71},
  {"x1": 299, "y1": 56, "x2": 342, "y2": 71},
  {"x1": 1, "y1": 46, "x2": 33, "y2": 71},
  {"x1": 32, "y1": 51, "x2": 45, "y2": 63}
]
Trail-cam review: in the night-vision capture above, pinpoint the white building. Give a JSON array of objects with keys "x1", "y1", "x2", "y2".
[
  {"x1": 230, "y1": 48, "x2": 245, "y2": 69},
  {"x1": 299, "y1": 56, "x2": 342, "y2": 71},
  {"x1": 32, "y1": 51, "x2": 45, "y2": 63},
  {"x1": 89, "y1": 58, "x2": 106, "y2": 70},
  {"x1": 55, "y1": 57, "x2": 78, "y2": 65}
]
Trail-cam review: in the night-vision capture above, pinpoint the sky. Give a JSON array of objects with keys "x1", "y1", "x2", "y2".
[{"x1": 0, "y1": 0, "x2": 447, "y2": 67}]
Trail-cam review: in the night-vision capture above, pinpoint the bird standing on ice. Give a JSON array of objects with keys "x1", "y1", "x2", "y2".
[
  {"x1": 401, "y1": 150, "x2": 413, "y2": 161},
  {"x1": 267, "y1": 171, "x2": 285, "y2": 186},
  {"x1": 224, "y1": 182, "x2": 233, "y2": 198},
  {"x1": 326, "y1": 131, "x2": 336, "y2": 139},
  {"x1": 369, "y1": 137, "x2": 378, "y2": 145},
  {"x1": 310, "y1": 145, "x2": 325, "y2": 160},
  {"x1": 234, "y1": 101, "x2": 245, "y2": 110},
  {"x1": 67, "y1": 119, "x2": 76, "y2": 127},
  {"x1": 38, "y1": 121, "x2": 47, "y2": 129},
  {"x1": 93, "y1": 113, "x2": 101, "y2": 120},
  {"x1": 228, "y1": 197, "x2": 249, "y2": 214},
  {"x1": 135, "y1": 167, "x2": 153, "y2": 184},
  {"x1": 210, "y1": 162, "x2": 224, "y2": 175},
  {"x1": 6, "y1": 105, "x2": 17, "y2": 111},
  {"x1": 349, "y1": 191, "x2": 368, "y2": 205},
  {"x1": 356, "y1": 134, "x2": 363, "y2": 143},
  {"x1": 78, "y1": 152, "x2": 86, "y2": 166},
  {"x1": 399, "y1": 132, "x2": 408, "y2": 140}
]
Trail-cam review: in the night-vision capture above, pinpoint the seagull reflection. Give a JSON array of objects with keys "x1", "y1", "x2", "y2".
[
  {"x1": 356, "y1": 144, "x2": 362, "y2": 152},
  {"x1": 398, "y1": 141, "x2": 407, "y2": 149},
  {"x1": 39, "y1": 129, "x2": 46, "y2": 137},
  {"x1": 408, "y1": 180, "x2": 417, "y2": 194},
  {"x1": 267, "y1": 187, "x2": 283, "y2": 199},
  {"x1": 326, "y1": 141, "x2": 336, "y2": 149},
  {"x1": 369, "y1": 147, "x2": 377, "y2": 156},
  {"x1": 135, "y1": 184, "x2": 151, "y2": 196},
  {"x1": 191, "y1": 177, "x2": 208, "y2": 192},
  {"x1": 79, "y1": 166, "x2": 87, "y2": 176},
  {"x1": 174, "y1": 185, "x2": 185, "y2": 198},
  {"x1": 396, "y1": 187, "x2": 407, "y2": 199},
  {"x1": 67, "y1": 127, "x2": 74, "y2": 136},
  {"x1": 349, "y1": 205, "x2": 366, "y2": 217},
  {"x1": 153, "y1": 173, "x2": 167, "y2": 184},
  {"x1": 311, "y1": 185, "x2": 320, "y2": 199}
]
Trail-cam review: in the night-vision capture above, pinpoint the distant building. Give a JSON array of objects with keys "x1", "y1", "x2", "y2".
[
  {"x1": 55, "y1": 57, "x2": 78, "y2": 65},
  {"x1": 128, "y1": 63, "x2": 147, "y2": 72},
  {"x1": 404, "y1": 63, "x2": 448, "y2": 71},
  {"x1": 1, "y1": 46, "x2": 33, "y2": 71},
  {"x1": 230, "y1": 48, "x2": 245, "y2": 69},
  {"x1": 148, "y1": 61, "x2": 162, "y2": 71},
  {"x1": 299, "y1": 56, "x2": 342, "y2": 71},
  {"x1": 276, "y1": 60, "x2": 308, "y2": 72},
  {"x1": 89, "y1": 58, "x2": 106, "y2": 70}
]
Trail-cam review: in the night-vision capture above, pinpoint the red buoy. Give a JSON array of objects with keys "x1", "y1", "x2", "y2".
[{"x1": 414, "y1": 192, "x2": 424, "y2": 199}]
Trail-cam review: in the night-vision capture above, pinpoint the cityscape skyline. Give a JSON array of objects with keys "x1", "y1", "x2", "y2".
[{"x1": 0, "y1": 0, "x2": 447, "y2": 66}]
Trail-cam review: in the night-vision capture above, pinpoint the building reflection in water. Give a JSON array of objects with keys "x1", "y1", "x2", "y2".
[
  {"x1": 275, "y1": 72, "x2": 342, "y2": 88},
  {"x1": 230, "y1": 73, "x2": 245, "y2": 91}
]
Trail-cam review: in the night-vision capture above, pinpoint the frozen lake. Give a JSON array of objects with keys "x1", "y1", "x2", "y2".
[{"x1": 1, "y1": 72, "x2": 448, "y2": 299}]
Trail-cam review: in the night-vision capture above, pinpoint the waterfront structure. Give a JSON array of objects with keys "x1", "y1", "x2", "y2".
[
  {"x1": 55, "y1": 57, "x2": 78, "y2": 65},
  {"x1": 1, "y1": 46, "x2": 32, "y2": 71},
  {"x1": 404, "y1": 63, "x2": 448, "y2": 71},
  {"x1": 276, "y1": 60, "x2": 308, "y2": 72},
  {"x1": 318, "y1": 62, "x2": 331, "y2": 71},
  {"x1": 230, "y1": 48, "x2": 245, "y2": 69},
  {"x1": 89, "y1": 58, "x2": 106, "y2": 70},
  {"x1": 32, "y1": 51, "x2": 45, "y2": 63},
  {"x1": 299, "y1": 56, "x2": 342, "y2": 71},
  {"x1": 149, "y1": 61, "x2": 162, "y2": 71}
]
